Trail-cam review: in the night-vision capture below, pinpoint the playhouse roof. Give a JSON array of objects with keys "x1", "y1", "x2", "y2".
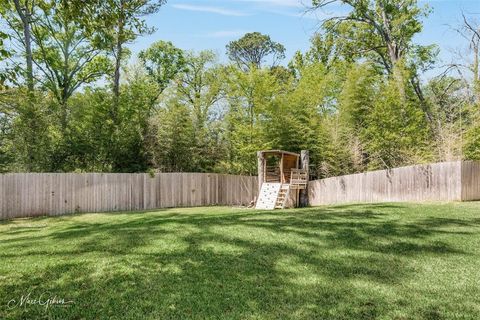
[{"x1": 258, "y1": 150, "x2": 300, "y2": 158}]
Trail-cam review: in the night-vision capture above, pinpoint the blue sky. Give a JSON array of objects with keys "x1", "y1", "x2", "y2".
[{"x1": 130, "y1": 0, "x2": 479, "y2": 71}]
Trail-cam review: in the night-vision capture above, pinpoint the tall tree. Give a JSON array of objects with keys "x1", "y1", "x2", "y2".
[
  {"x1": 139, "y1": 40, "x2": 186, "y2": 94},
  {"x1": 149, "y1": 101, "x2": 195, "y2": 172},
  {"x1": 226, "y1": 32, "x2": 285, "y2": 70},
  {"x1": 223, "y1": 66, "x2": 284, "y2": 174},
  {"x1": 458, "y1": 14, "x2": 480, "y2": 160},
  {"x1": 289, "y1": 32, "x2": 348, "y2": 75},
  {"x1": 425, "y1": 76, "x2": 467, "y2": 161},
  {"x1": 457, "y1": 13, "x2": 480, "y2": 105},
  {"x1": 174, "y1": 50, "x2": 222, "y2": 171},
  {"x1": 177, "y1": 51, "x2": 220, "y2": 135},
  {"x1": 363, "y1": 63, "x2": 432, "y2": 168},
  {"x1": 11, "y1": 0, "x2": 35, "y2": 93},
  {"x1": 1, "y1": 1, "x2": 48, "y2": 171},
  {"x1": 311, "y1": 0, "x2": 436, "y2": 121},
  {"x1": 96, "y1": 0, "x2": 166, "y2": 124},
  {"x1": 146, "y1": 50, "x2": 223, "y2": 172},
  {"x1": 113, "y1": 66, "x2": 159, "y2": 172},
  {"x1": 32, "y1": 0, "x2": 111, "y2": 131},
  {"x1": 312, "y1": 0, "x2": 428, "y2": 70}
]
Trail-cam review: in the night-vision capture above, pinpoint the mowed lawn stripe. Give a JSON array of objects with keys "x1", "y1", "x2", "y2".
[{"x1": 0, "y1": 203, "x2": 479, "y2": 319}]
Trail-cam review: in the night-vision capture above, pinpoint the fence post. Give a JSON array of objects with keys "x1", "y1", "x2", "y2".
[{"x1": 299, "y1": 150, "x2": 309, "y2": 207}]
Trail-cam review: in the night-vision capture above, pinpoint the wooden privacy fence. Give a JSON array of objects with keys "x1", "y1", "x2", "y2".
[
  {"x1": 2, "y1": 161, "x2": 479, "y2": 219},
  {"x1": 0, "y1": 173, "x2": 258, "y2": 219},
  {"x1": 309, "y1": 161, "x2": 480, "y2": 206}
]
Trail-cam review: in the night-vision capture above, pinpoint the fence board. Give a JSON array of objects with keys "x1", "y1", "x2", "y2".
[
  {"x1": 2, "y1": 161, "x2": 479, "y2": 220},
  {"x1": 461, "y1": 161, "x2": 480, "y2": 201},
  {"x1": 308, "y1": 161, "x2": 466, "y2": 206},
  {"x1": 0, "y1": 173, "x2": 258, "y2": 219}
]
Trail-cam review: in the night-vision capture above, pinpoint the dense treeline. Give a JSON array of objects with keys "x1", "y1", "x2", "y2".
[{"x1": 0, "y1": 0, "x2": 479, "y2": 177}]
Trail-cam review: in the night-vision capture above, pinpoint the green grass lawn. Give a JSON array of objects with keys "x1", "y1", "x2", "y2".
[{"x1": 1, "y1": 203, "x2": 480, "y2": 319}]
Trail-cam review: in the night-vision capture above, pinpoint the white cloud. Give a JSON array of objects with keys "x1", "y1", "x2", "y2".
[
  {"x1": 205, "y1": 30, "x2": 250, "y2": 38},
  {"x1": 172, "y1": 4, "x2": 250, "y2": 16},
  {"x1": 236, "y1": 0, "x2": 304, "y2": 8},
  {"x1": 233, "y1": 0, "x2": 317, "y2": 18}
]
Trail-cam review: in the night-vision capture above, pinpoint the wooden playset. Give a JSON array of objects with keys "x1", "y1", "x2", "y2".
[{"x1": 255, "y1": 150, "x2": 309, "y2": 210}]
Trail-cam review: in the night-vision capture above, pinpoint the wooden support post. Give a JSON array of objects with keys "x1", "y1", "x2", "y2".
[
  {"x1": 257, "y1": 151, "x2": 265, "y2": 198},
  {"x1": 296, "y1": 156, "x2": 300, "y2": 207},
  {"x1": 280, "y1": 153, "x2": 284, "y2": 184},
  {"x1": 299, "y1": 150, "x2": 309, "y2": 207}
]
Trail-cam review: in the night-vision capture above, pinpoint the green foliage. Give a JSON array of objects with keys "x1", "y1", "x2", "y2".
[
  {"x1": 0, "y1": 27, "x2": 10, "y2": 84},
  {"x1": 222, "y1": 66, "x2": 282, "y2": 174},
  {"x1": 111, "y1": 67, "x2": 160, "y2": 172},
  {"x1": 0, "y1": 91, "x2": 15, "y2": 172},
  {"x1": 310, "y1": 0, "x2": 437, "y2": 126},
  {"x1": 139, "y1": 40, "x2": 186, "y2": 92},
  {"x1": 32, "y1": 0, "x2": 111, "y2": 129},
  {"x1": 425, "y1": 76, "x2": 468, "y2": 160},
  {"x1": 363, "y1": 64, "x2": 432, "y2": 168},
  {"x1": 0, "y1": 0, "x2": 479, "y2": 176},
  {"x1": 92, "y1": 0, "x2": 167, "y2": 45},
  {"x1": 464, "y1": 101, "x2": 480, "y2": 160},
  {"x1": 311, "y1": 0, "x2": 431, "y2": 70},
  {"x1": 177, "y1": 51, "x2": 224, "y2": 172},
  {"x1": 3, "y1": 90, "x2": 53, "y2": 172},
  {"x1": 290, "y1": 33, "x2": 347, "y2": 73},
  {"x1": 280, "y1": 62, "x2": 336, "y2": 173},
  {"x1": 464, "y1": 124, "x2": 480, "y2": 160},
  {"x1": 339, "y1": 63, "x2": 377, "y2": 130},
  {"x1": 226, "y1": 32, "x2": 286, "y2": 70},
  {"x1": 150, "y1": 101, "x2": 195, "y2": 172},
  {"x1": 318, "y1": 117, "x2": 361, "y2": 177},
  {"x1": 147, "y1": 50, "x2": 225, "y2": 173},
  {"x1": 65, "y1": 87, "x2": 114, "y2": 171}
]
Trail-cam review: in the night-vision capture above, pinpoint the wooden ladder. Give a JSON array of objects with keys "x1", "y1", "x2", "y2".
[
  {"x1": 290, "y1": 169, "x2": 308, "y2": 190},
  {"x1": 275, "y1": 184, "x2": 291, "y2": 209}
]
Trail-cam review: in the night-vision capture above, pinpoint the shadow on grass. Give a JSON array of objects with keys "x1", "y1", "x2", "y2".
[{"x1": 1, "y1": 204, "x2": 479, "y2": 319}]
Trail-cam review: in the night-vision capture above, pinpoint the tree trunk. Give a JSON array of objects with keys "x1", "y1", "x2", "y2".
[
  {"x1": 13, "y1": 0, "x2": 36, "y2": 171},
  {"x1": 112, "y1": 4, "x2": 125, "y2": 125},
  {"x1": 112, "y1": 43, "x2": 122, "y2": 123},
  {"x1": 60, "y1": 98, "x2": 68, "y2": 133},
  {"x1": 377, "y1": 2, "x2": 432, "y2": 123},
  {"x1": 378, "y1": 2, "x2": 399, "y2": 66},
  {"x1": 110, "y1": 5, "x2": 125, "y2": 172},
  {"x1": 13, "y1": 0, "x2": 34, "y2": 93}
]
